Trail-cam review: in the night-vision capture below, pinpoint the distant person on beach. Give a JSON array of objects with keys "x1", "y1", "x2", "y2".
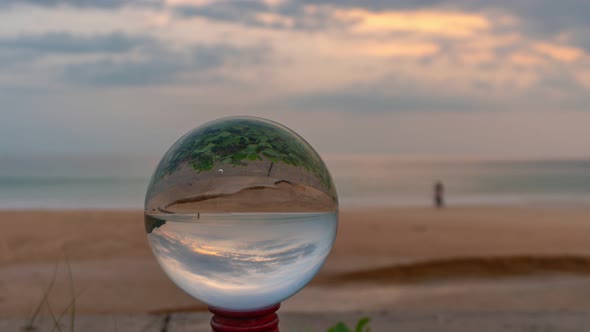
[{"x1": 434, "y1": 181, "x2": 445, "y2": 208}]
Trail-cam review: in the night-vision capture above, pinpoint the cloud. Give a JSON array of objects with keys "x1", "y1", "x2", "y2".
[
  {"x1": 0, "y1": 32, "x2": 152, "y2": 54},
  {"x1": 362, "y1": 1, "x2": 590, "y2": 51},
  {"x1": 0, "y1": 0, "x2": 156, "y2": 9},
  {"x1": 191, "y1": 43, "x2": 269, "y2": 67},
  {"x1": 175, "y1": 0, "x2": 267, "y2": 21},
  {"x1": 7, "y1": 0, "x2": 590, "y2": 42},
  {"x1": 7, "y1": 0, "x2": 590, "y2": 55},
  {"x1": 169, "y1": 0, "x2": 590, "y2": 55},
  {"x1": 62, "y1": 42, "x2": 270, "y2": 86},
  {"x1": 282, "y1": 63, "x2": 590, "y2": 113},
  {"x1": 0, "y1": 50, "x2": 40, "y2": 68},
  {"x1": 171, "y1": 0, "x2": 475, "y2": 33},
  {"x1": 483, "y1": 1, "x2": 590, "y2": 36},
  {"x1": 0, "y1": 28, "x2": 271, "y2": 89},
  {"x1": 520, "y1": 67, "x2": 590, "y2": 108},
  {"x1": 333, "y1": 8, "x2": 490, "y2": 38},
  {"x1": 279, "y1": 67, "x2": 500, "y2": 112},
  {"x1": 0, "y1": 29, "x2": 270, "y2": 87},
  {"x1": 173, "y1": 1, "x2": 341, "y2": 30},
  {"x1": 0, "y1": 32, "x2": 156, "y2": 78},
  {"x1": 533, "y1": 42, "x2": 583, "y2": 62},
  {"x1": 63, "y1": 59, "x2": 183, "y2": 86},
  {"x1": 356, "y1": 42, "x2": 439, "y2": 57},
  {"x1": 286, "y1": 86, "x2": 497, "y2": 113}
]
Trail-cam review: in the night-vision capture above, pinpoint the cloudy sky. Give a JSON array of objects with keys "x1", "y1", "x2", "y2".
[{"x1": 2, "y1": 0, "x2": 589, "y2": 158}]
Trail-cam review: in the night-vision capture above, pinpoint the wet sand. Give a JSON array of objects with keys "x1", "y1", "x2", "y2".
[{"x1": 2, "y1": 206, "x2": 590, "y2": 317}]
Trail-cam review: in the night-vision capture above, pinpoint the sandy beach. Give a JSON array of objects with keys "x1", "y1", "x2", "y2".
[{"x1": 2, "y1": 206, "x2": 590, "y2": 320}]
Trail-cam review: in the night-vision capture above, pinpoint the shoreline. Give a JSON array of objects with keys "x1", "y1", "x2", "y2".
[
  {"x1": 4, "y1": 192, "x2": 590, "y2": 211},
  {"x1": 2, "y1": 202, "x2": 590, "y2": 212}
]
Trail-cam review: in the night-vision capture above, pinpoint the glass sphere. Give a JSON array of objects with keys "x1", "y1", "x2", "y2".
[{"x1": 145, "y1": 116, "x2": 338, "y2": 311}]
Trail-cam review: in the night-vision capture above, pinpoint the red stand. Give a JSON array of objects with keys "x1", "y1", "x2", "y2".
[{"x1": 209, "y1": 304, "x2": 280, "y2": 332}]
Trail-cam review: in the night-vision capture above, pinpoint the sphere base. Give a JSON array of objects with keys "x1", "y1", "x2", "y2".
[{"x1": 209, "y1": 304, "x2": 280, "y2": 332}]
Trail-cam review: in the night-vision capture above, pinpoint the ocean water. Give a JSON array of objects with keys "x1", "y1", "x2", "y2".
[
  {"x1": 1, "y1": 155, "x2": 590, "y2": 209},
  {"x1": 0, "y1": 156, "x2": 150, "y2": 209},
  {"x1": 331, "y1": 156, "x2": 590, "y2": 208},
  {"x1": 146, "y1": 212, "x2": 338, "y2": 310}
]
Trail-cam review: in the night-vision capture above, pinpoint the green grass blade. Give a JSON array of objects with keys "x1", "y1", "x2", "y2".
[
  {"x1": 64, "y1": 255, "x2": 76, "y2": 332},
  {"x1": 327, "y1": 322, "x2": 351, "y2": 332},
  {"x1": 46, "y1": 298, "x2": 63, "y2": 332},
  {"x1": 52, "y1": 288, "x2": 86, "y2": 332},
  {"x1": 354, "y1": 317, "x2": 370, "y2": 332},
  {"x1": 24, "y1": 261, "x2": 59, "y2": 330}
]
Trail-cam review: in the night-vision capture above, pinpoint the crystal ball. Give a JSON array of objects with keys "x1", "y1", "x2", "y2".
[{"x1": 145, "y1": 116, "x2": 338, "y2": 311}]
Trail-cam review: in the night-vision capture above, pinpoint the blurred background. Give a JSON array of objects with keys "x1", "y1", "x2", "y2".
[{"x1": 1, "y1": 0, "x2": 589, "y2": 209}]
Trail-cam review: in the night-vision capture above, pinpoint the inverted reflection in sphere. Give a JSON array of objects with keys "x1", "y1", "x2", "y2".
[{"x1": 145, "y1": 117, "x2": 338, "y2": 310}]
